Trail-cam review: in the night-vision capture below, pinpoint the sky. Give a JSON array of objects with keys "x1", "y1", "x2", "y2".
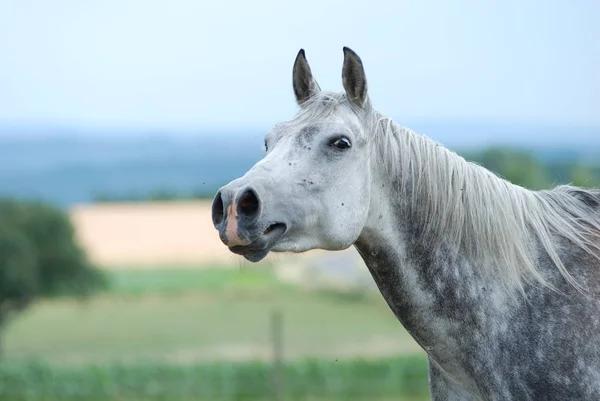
[{"x1": 0, "y1": 0, "x2": 598, "y2": 136}]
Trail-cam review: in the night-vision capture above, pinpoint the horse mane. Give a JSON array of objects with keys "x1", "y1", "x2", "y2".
[{"x1": 293, "y1": 91, "x2": 600, "y2": 293}]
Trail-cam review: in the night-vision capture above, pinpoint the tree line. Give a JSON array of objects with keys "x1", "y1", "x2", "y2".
[{"x1": 0, "y1": 200, "x2": 106, "y2": 357}]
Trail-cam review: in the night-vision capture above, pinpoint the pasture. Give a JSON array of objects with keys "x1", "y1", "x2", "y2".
[{"x1": 1, "y1": 266, "x2": 428, "y2": 400}]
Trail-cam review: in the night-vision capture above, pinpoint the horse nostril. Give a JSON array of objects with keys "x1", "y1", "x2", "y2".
[
  {"x1": 212, "y1": 192, "x2": 225, "y2": 226},
  {"x1": 264, "y1": 223, "x2": 286, "y2": 235},
  {"x1": 238, "y1": 188, "x2": 260, "y2": 218}
]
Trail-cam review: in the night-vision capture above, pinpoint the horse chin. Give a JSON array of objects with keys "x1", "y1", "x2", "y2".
[
  {"x1": 230, "y1": 243, "x2": 274, "y2": 263},
  {"x1": 239, "y1": 249, "x2": 271, "y2": 263},
  {"x1": 228, "y1": 223, "x2": 287, "y2": 263}
]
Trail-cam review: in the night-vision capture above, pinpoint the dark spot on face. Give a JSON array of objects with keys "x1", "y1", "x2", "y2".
[
  {"x1": 301, "y1": 126, "x2": 319, "y2": 137},
  {"x1": 296, "y1": 126, "x2": 320, "y2": 146},
  {"x1": 341, "y1": 202, "x2": 345, "y2": 206}
]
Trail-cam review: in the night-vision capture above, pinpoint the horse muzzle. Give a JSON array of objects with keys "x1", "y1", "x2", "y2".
[{"x1": 211, "y1": 183, "x2": 288, "y2": 262}]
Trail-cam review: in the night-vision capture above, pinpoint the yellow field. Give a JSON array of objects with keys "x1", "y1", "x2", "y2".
[
  {"x1": 69, "y1": 201, "x2": 250, "y2": 267},
  {"x1": 69, "y1": 200, "x2": 358, "y2": 269}
]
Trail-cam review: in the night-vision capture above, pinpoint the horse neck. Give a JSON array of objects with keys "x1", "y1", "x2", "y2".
[{"x1": 353, "y1": 127, "x2": 518, "y2": 365}]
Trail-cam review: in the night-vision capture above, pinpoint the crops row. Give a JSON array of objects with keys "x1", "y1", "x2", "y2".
[{"x1": 0, "y1": 355, "x2": 429, "y2": 401}]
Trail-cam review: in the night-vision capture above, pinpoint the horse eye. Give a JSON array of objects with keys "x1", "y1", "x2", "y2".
[{"x1": 330, "y1": 137, "x2": 352, "y2": 150}]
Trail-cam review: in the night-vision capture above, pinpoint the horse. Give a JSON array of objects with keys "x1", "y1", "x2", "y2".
[{"x1": 211, "y1": 47, "x2": 600, "y2": 400}]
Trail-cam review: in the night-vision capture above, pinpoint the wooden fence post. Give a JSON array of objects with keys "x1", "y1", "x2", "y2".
[{"x1": 271, "y1": 309, "x2": 284, "y2": 401}]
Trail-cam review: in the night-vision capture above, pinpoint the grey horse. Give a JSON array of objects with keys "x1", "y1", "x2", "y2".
[{"x1": 212, "y1": 47, "x2": 600, "y2": 400}]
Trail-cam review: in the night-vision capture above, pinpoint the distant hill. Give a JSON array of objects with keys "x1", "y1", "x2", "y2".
[
  {"x1": 0, "y1": 122, "x2": 598, "y2": 208},
  {"x1": 0, "y1": 134, "x2": 265, "y2": 207}
]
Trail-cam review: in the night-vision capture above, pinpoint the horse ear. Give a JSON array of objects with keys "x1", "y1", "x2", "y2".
[
  {"x1": 293, "y1": 49, "x2": 320, "y2": 106},
  {"x1": 342, "y1": 47, "x2": 368, "y2": 107}
]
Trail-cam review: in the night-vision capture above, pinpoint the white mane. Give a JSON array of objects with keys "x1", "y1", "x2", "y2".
[{"x1": 293, "y1": 91, "x2": 600, "y2": 293}]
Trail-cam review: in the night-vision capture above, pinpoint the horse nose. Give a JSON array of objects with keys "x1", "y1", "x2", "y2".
[
  {"x1": 212, "y1": 186, "x2": 264, "y2": 249},
  {"x1": 212, "y1": 187, "x2": 262, "y2": 227}
]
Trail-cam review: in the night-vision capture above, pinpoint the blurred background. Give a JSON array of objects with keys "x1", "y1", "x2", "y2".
[{"x1": 0, "y1": 1, "x2": 598, "y2": 400}]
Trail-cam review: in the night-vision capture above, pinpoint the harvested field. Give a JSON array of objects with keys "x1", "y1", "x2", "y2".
[
  {"x1": 69, "y1": 201, "x2": 359, "y2": 268},
  {"x1": 69, "y1": 201, "x2": 233, "y2": 267}
]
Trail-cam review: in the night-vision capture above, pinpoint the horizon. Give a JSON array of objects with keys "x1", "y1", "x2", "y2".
[{"x1": 0, "y1": 119, "x2": 598, "y2": 152}]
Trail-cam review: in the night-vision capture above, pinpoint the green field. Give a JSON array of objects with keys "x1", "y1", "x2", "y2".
[
  {"x1": 1, "y1": 265, "x2": 429, "y2": 400},
  {"x1": 0, "y1": 356, "x2": 430, "y2": 401}
]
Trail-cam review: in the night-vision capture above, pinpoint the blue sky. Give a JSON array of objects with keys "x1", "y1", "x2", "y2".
[{"x1": 0, "y1": 0, "x2": 598, "y2": 136}]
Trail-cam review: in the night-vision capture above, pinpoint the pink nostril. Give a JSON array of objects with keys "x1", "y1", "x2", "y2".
[{"x1": 225, "y1": 200, "x2": 248, "y2": 247}]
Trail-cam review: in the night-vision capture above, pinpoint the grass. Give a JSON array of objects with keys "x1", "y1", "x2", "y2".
[
  {"x1": 4, "y1": 267, "x2": 421, "y2": 364},
  {"x1": 0, "y1": 356, "x2": 430, "y2": 401},
  {"x1": 1, "y1": 265, "x2": 429, "y2": 400},
  {"x1": 103, "y1": 264, "x2": 281, "y2": 296}
]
